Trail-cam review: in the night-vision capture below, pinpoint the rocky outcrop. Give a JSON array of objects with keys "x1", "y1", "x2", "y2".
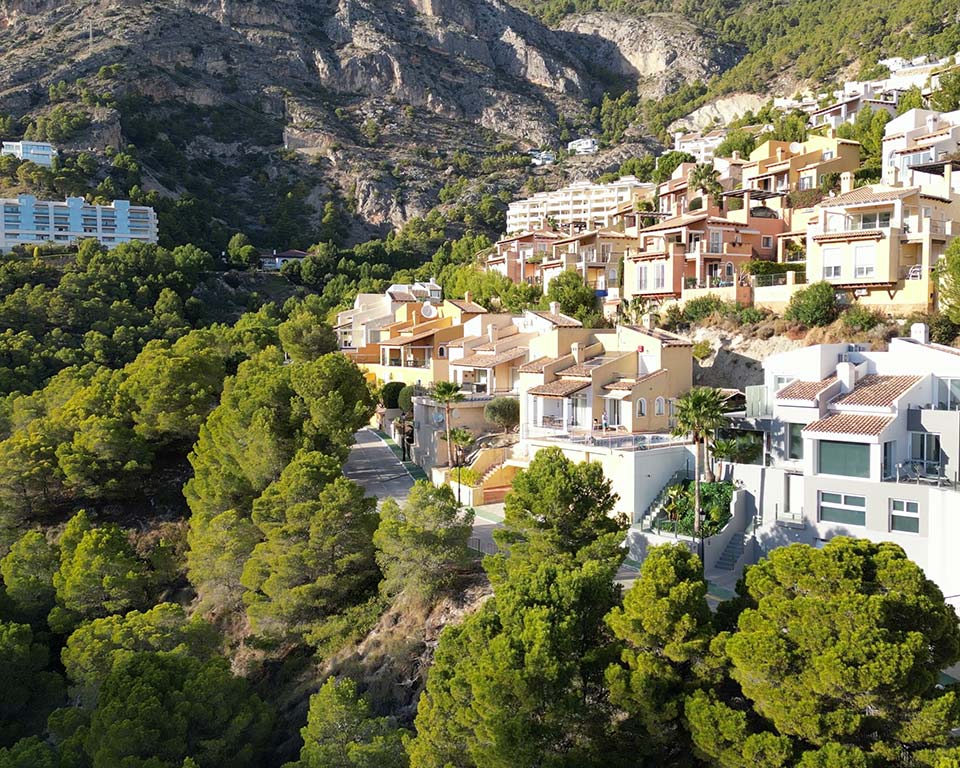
[
  {"x1": 670, "y1": 93, "x2": 768, "y2": 131},
  {"x1": 558, "y1": 12, "x2": 736, "y2": 98}
]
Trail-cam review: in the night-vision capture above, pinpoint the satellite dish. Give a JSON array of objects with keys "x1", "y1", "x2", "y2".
[
  {"x1": 433, "y1": 412, "x2": 445, "y2": 425},
  {"x1": 789, "y1": 141, "x2": 803, "y2": 153},
  {"x1": 421, "y1": 302, "x2": 437, "y2": 319}
]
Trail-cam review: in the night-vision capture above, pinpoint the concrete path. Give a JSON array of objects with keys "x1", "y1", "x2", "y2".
[{"x1": 344, "y1": 428, "x2": 415, "y2": 505}]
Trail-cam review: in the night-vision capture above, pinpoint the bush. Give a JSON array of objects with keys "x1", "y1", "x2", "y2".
[
  {"x1": 743, "y1": 260, "x2": 805, "y2": 276},
  {"x1": 380, "y1": 381, "x2": 405, "y2": 410},
  {"x1": 737, "y1": 306, "x2": 767, "y2": 324},
  {"x1": 841, "y1": 304, "x2": 885, "y2": 333},
  {"x1": 660, "y1": 304, "x2": 684, "y2": 330},
  {"x1": 660, "y1": 481, "x2": 734, "y2": 537},
  {"x1": 683, "y1": 295, "x2": 726, "y2": 324},
  {"x1": 692, "y1": 340, "x2": 713, "y2": 361},
  {"x1": 484, "y1": 397, "x2": 520, "y2": 433},
  {"x1": 784, "y1": 281, "x2": 839, "y2": 327},
  {"x1": 450, "y1": 467, "x2": 481, "y2": 486},
  {"x1": 928, "y1": 313, "x2": 960, "y2": 345},
  {"x1": 397, "y1": 384, "x2": 415, "y2": 414}
]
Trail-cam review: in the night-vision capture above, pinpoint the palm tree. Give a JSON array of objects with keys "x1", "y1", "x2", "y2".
[
  {"x1": 688, "y1": 163, "x2": 723, "y2": 208},
  {"x1": 710, "y1": 437, "x2": 737, "y2": 482},
  {"x1": 432, "y1": 381, "x2": 465, "y2": 468},
  {"x1": 671, "y1": 387, "x2": 727, "y2": 539},
  {"x1": 448, "y1": 426, "x2": 474, "y2": 468}
]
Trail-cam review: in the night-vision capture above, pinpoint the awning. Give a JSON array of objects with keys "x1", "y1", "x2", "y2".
[{"x1": 601, "y1": 390, "x2": 631, "y2": 400}]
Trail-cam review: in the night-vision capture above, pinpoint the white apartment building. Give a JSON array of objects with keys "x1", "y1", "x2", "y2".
[
  {"x1": 335, "y1": 280, "x2": 444, "y2": 350},
  {"x1": 736, "y1": 324, "x2": 960, "y2": 608},
  {"x1": 1, "y1": 141, "x2": 58, "y2": 167},
  {"x1": 882, "y1": 108, "x2": 960, "y2": 188},
  {"x1": 0, "y1": 195, "x2": 158, "y2": 251},
  {"x1": 674, "y1": 129, "x2": 727, "y2": 163},
  {"x1": 567, "y1": 138, "x2": 599, "y2": 155},
  {"x1": 506, "y1": 176, "x2": 653, "y2": 234}
]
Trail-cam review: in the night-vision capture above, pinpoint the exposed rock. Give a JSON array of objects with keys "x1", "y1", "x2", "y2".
[
  {"x1": 671, "y1": 93, "x2": 768, "y2": 131},
  {"x1": 558, "y1": 12, "x2": 736, "y2": 98}
]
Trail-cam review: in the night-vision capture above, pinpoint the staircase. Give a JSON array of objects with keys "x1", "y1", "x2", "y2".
[
  {"x1": 638, "y1": 468, "x2": 693, "y2": 531},
  {"x1": 714, "y1": 534, "x2": 749, "y2": 571}
]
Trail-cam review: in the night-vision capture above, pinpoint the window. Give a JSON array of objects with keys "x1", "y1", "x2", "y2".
[
  {"x1": 818, "y1": 491, "x2": 866, "y2": 526},
  {"x1": 773, "y1": 375, "x2": 796, "y2": 392},
  {"x1": 854, "y1": 244, "x2": 875, "y2": 278},
  {"x1": 637, "y1": 265, "x2": 648, "y2": 291},
  {"x1": 936, "y1": 378, "x2": 960, "y2": 410},
  {"x1": 725, "y1": 261, "x2": 734, "y2": 279},
  {"x1": 653, "y1": 263, "x2": 666, "y2": 289},
  {"x1": 883, "y1": 440, "x2": 896, "y2": 480},
  {"x1": 437, "y1": 346, "x2": 446, "y2": 358},
  {"x1": 822, "y1": 247, "x2": 842, "y2": 279},
  {"x1": 890, "y1": 499, "x2": 920, "y2": 533},
  {"x1": 822, "y1": 150, "x2": 834, "y2": 161},
  {"x1": 798, "y1": 176, "x2": 814, "y2": 190},
  {"x1": 788, "y1": 423, "x2": 804, "y2": 460},
  {"x1": 636, "y1": 398, "x2": 646, "y2": 417},
  {"x1": 655, "y1": 397, "x2": 665, "y2": 416},
  {"x1": 818, "y1": 440, "x2": 870, "y2": 478},
  {"x1": 910, "y1": 432, "x2": 941, "y2": 475},
  {"x1": 858, "y1": 211, "x2": 891, "y2": 229},
  {"x1": 761, "y1": 235, "x2": 774, "y2": 249},
  {"x1": 709, "y1": 231, "x2": 722, "y2": 253}
]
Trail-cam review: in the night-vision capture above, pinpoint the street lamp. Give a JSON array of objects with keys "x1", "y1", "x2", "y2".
[{"x1": 400, "y1": 411, "x2": 407, "y2": 462}]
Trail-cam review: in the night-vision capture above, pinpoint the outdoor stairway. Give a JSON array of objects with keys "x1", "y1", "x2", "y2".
[
  {"x1": 479, "y1": 463, "x2": 503, "y2": 484},
  {"x1": 638, "y1": 468, "x2": 691, "y2": 531},
  {"x1": 714, "y1": 534, "x2": 748, "y2": 571}
]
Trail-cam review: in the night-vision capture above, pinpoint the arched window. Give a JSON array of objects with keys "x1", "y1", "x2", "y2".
[
  {"x1": 655, "y1": 397, "x2": 665, "y2": 416},
  {"x1": 636, "y1": 398, "x2": 646, "y2": 417},
  {"x1": 437, "y1": 346, "x2": 446, "y2": 358},
  {"x1": 725, "y1": 261, "x2": 734, "y2": 278}
]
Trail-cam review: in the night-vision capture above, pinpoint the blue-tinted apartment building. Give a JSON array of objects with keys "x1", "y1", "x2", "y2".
[
  {"x1": 0, "y1": 195, "x2": 158, "y2": 251},
  {"x1": 1, "y1": 141, "x2": 58, "y2": 167}
]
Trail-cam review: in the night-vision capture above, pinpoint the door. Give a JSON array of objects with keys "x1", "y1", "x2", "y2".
[{"x1": 786, "y1": 473, "x2": 804, "y2": 521}]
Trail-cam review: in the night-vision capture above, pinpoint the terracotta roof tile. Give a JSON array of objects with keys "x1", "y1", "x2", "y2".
[
  {"x1": 833, "y1": 374, "x2": 922, "y2": 407},
  {"x1": 626, "y1": 327, "x2": 693, "y2": 347},
  {"x1": 776, "y1": 376, "x2": 838, "y2": 401},
  {"x1": 823, "y1": 186, "x2": 916, "y2": 207},
  {"x1": 803, "y1": 413, "x2": 893, "y2": 436},
  {"x1": 528, "y1": 311, "x2": 582, "y2": 328},
  {"x1": 450, "y1": 347, "x2": 528, "y2": 369},
  {"x1": 527, "y1": 379, "x2": 591, "y2": 398},
  {"x1": 445, "y1": 335, "x2": 483, "y2": 349},
  {"x1": 519, "y1": 356, "x2": 561, "y2": 373},
  {"x1": 447, "y1": 299, "x2": 488, "y2": 314},
  {"x1": 603, "y1": 369, "x2": 667, "y2": 390}
]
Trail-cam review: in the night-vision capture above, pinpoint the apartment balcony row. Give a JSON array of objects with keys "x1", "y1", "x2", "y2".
[{"x1": 522, "y1": 422, "x2": 688, "y2": 452}]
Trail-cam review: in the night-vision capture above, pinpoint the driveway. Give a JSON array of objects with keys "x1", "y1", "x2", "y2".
[{"x1": 343, "y1": 428, "x2": 415, "y2": 505}]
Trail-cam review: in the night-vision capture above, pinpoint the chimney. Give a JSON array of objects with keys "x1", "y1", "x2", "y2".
[
  {"x1": 487, "y1": 324, "x2": 498, "y2": 343},
  {"x1": 776, "y1": 147, "x2": 784, "y2": 160},
  {"x1": 840, "y1": 171, "x2": 855, "y2": 194},
  {"x1": 926, "y1": 114, "x2": 939, "y2": 134},
  {"x1": 837, "y1": 361, "x2": 857, "y2": 393},
  {"x1": 826, "y1": 127, "x2": 836, "y2": 139},
  {"x1": 911, "y1": 322, "x2": 930, "y2": 344},
  {"x1": 549, "y1": 301, "x2": 560, "y2": 316},
  {"x1": 571, "y1": 342, "x2": 583, "y2": 364},
  {"x1": 463, "y1": 290, "x2": 472, "y2": 306},
  {"x1": 732, "y1": 150, "x2": 741, "y2": 161},
  {"x1": 944, "y1": 161, "x2": 954, "y2": 194}
]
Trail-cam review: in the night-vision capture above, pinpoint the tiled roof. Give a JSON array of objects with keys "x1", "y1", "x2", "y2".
[
  {"x1": 450, "y1": 347, "x2": 528, "y2": 369},
  {"x1": 519, "y1": 356, "x2": 561, "y2": 373},
  {"x1": 823, "y1": 186, "x2": 916, "y2": 207},
  {"x1": 385, "y1": 327, "x2": 440, "y2": 346},
  {"x1": 639, "y1": 213, "x2": 709, "y2": 233},
  {"x1": 445, "y1": 335, "x2": 483, "y2": 349},
  {"x1": 833, "y1": 374, "x2": 922, "y2": 407},
  {"x1": 558, "y1": 362, "x2": 602, "y2": 377},
  {"x1": 447, "y1": 299, "x2": 488, "y2": 314},
  {"x1": 386, "y1": 290, "x2": 418, "y2": 302},
  {"x1": 803, "y1": 413, "x2": 893, "y2": 436},
  {"x1": 603, "y1": 369, "x2": 667, "y2": 390},
  {"x1": 776, "y1": 376, "x2": 838, "y2": 401},
  {"x1": 628, "y1": 327, "x2": 693, "y2": 347},
  {"x1": 528, "y1": 311, "x2": 582, "y2": 328},
  {"x1": 527, "y1": 379, "x2": 591, "y2": 398}
]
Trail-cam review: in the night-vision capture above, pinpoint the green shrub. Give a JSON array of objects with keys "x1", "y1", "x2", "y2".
[
  {"x1": 397, "y1": 384, "x2": 415, "y2": 414},
  {"x1": 692, "y1": 340, "x2": 713, "y2": 361},
  {"x1": 483, "y1": 396, "x2": 520, "y2": 432},
  {"x1": 737, "y1": 306, "x2": 767, "y2": 324},
  {"x1": 381, "y1": 381, "x2": 405, "y2": 410},
  {"x1": 450, "y1": 467, "x2": 481, "y2": 487},
  {"x1": 928, "y1": 313, "x2": 960, "y2": 345},
  {"x1": 660, "y1": 481, "x2": 734, "y2": 537},
  {"x1": 784, "y1": 281, "x2": 839, "y2": 327},
  {"x1": 660, "y1": 304, "x2": 684, "y2": 330},
  {"x1": 683, "y1": 295, "x2": 726, "y2": 323},
  {"x1": 743, "y1": 260, "x2": 805, "y2": 275},
  {"x1": 841, "y1": 304, "x2": 885, "y2": 332}
]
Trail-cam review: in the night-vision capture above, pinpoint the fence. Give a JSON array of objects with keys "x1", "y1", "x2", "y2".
[
  {"x1": 468, "y1": 536, "x2": 499, "y2": 557},
  {"x1": 752, "y1": 271, "x2": 806, "y2": 288}
]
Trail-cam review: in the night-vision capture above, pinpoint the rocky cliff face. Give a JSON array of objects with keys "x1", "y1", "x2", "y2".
[
  {"x1": 558, "y1": 11, "x2": 736, "y2": 99},
  {"x1": 0, "y1": 0, "x2": 730, "y2": 239}
]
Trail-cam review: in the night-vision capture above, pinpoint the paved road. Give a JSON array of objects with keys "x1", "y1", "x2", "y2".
[{"x1": 343, "y1": 428, "x2": 415, "y2": 505}]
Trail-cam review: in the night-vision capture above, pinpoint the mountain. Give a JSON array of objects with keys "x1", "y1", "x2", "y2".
[{"x1": 0, "y1": 0, "x2": 728, "y2": 249}]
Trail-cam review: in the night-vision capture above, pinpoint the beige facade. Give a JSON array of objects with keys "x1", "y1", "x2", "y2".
[{"x1": 804, "y1": 171, "x2": 960, "y2": 313}]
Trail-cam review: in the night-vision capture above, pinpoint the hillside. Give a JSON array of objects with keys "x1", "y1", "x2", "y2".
[{"x1": 0, "y1": 0, "x2": 729, "y2": 251}]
